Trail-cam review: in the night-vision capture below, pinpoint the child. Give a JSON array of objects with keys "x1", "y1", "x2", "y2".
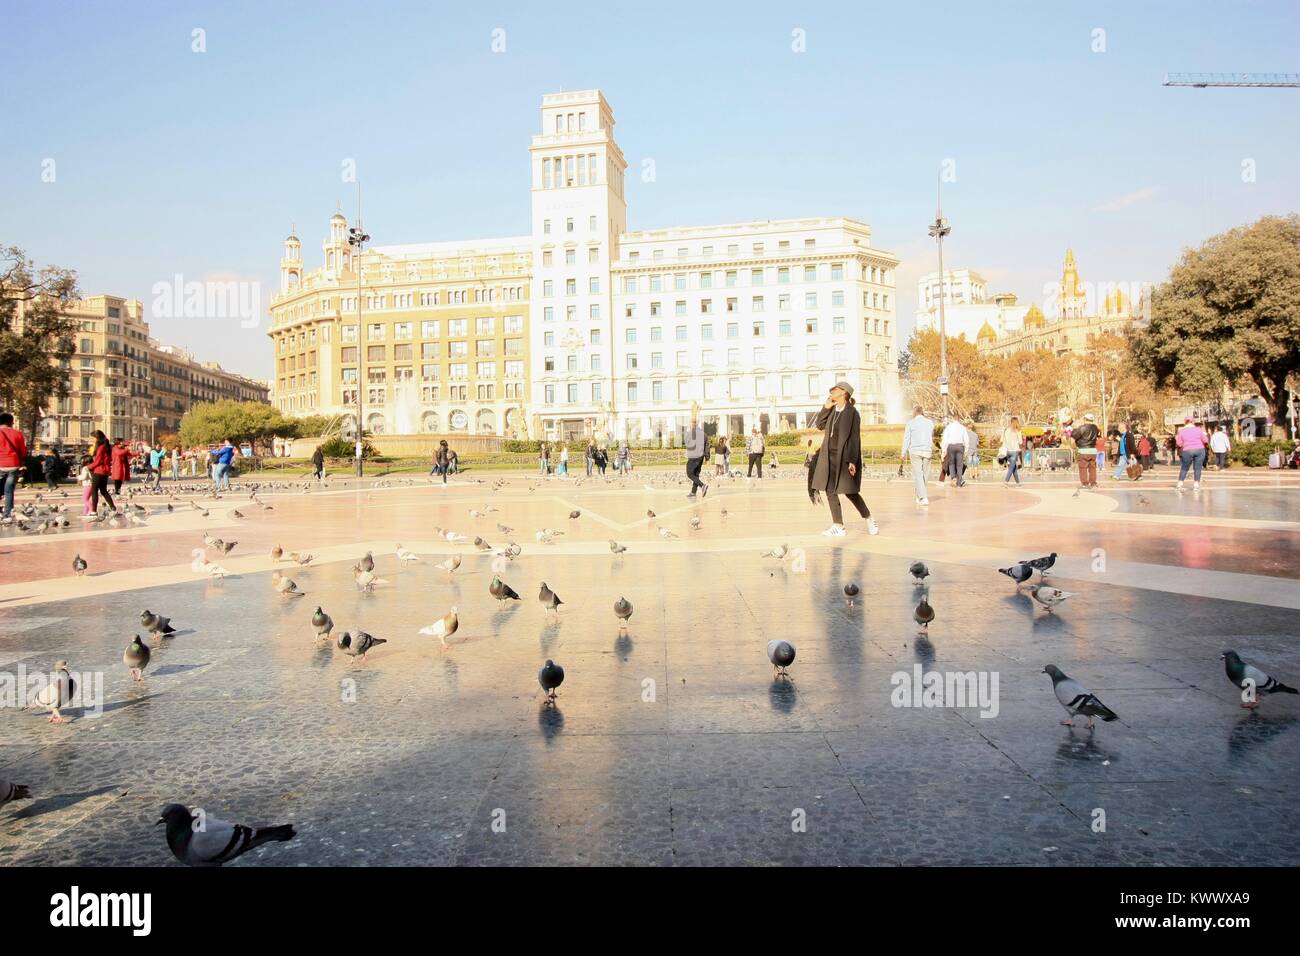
[
  {"x1": 77, "y1": 455, "x2": 94, "y2": 515},
  {"x1": 42, "y1": 448, "x2": 59, "y2": 490}
]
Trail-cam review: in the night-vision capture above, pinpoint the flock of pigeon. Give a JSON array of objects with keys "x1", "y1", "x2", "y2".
[{"x1": 6, "y1": 466, "x2": 1298, "y2": 865}]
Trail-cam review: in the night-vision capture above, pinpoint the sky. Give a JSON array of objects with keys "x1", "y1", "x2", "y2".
[{"x1": 2, "y1": 0, "x2": 1297, "y2": 380}]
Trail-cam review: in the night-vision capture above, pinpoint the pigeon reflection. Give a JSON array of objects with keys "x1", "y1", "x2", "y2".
[
  {"x1": 538, "y1": 702, "x2": 564, "y2": 742},
  {"x1": 1056, "y1": 729, "x2": 1115, "y2": 764},
  {"x1": 614, "y1": 632, "x2": 633, "y2": 658},
  {"x1": 539, "y1": 621, "x2": 561, "y2": 654},
  {"x1": 1228, "y1": 713, "x2": 1297, "y2": 761},
  {"x1": 441, "y1": 658, "x2": 460, "y2": 693},
  {"x1": 768, "y1": 678, "x2": 797, "y2": 714},
  {"x1": 913, "y1": 635, "x2": 936, "y2": 668}
]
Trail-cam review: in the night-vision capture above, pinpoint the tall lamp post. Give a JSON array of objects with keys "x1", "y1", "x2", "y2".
[
  {"x1": 927, "y1": 182, "x2": 952, "y2": 422},
  {"x1": 348, "y1": 191, "x2": 370, "y2": 478}
]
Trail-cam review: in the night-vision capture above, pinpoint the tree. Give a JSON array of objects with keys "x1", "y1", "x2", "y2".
[
  {"x1": 291, "y1": 414, "x2": 342, "y2": 439},
  {"x1": 1132, "y1": 215, "x2": 1300, "y2": 438},
  {"x1": 985, "y1": 349, "x2": 1067, "y2": 424},
  {"x1": 902, "y1": 328, "x2": 994, "y2": 420},
  {"x1": 0, "y1": 245, "x2": 80, "y2": 436},
  {"x1": 179, "y1": 400, "x2": 295, "y2": 453}
]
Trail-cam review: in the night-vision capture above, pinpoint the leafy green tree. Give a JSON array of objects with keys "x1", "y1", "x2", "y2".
[
  {"x1": 0, "y1": 245, "x2": 80, "y2": 435},
  {"x1": 1132, "y1": 215, "x2": 1300, "y2": 438},
  {"x1": 291, "y1": 414, "x2": 341, "y2": 439},
  {"x1": 179, "y1": 400, "x2": 295, "y2": 453}
]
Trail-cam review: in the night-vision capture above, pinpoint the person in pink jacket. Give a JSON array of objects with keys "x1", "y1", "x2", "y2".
[{"x1": 1175, "y1": 416, "x2": 1210, "y2": 492}]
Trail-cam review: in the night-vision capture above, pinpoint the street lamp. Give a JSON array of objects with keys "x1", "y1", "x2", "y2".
[
  {"x1": 927, "y1": 180, "x2": 952, "y2": 421},
  {"x1": 348, "y1": 194, "x2": 370, "y2": 478}
]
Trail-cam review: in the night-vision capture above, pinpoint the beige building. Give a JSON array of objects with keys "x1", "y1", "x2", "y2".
[
  {"x1": 25, "y1": 293, "x2": 268, "y2": 452},
  {"x1": 268, "y1": 223, "x2": 530, "y2": 438}
]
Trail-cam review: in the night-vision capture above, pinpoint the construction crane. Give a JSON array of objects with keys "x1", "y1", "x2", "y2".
[{"x1": 1163, "y1": 72, "x2": 1300, "y2": 88}]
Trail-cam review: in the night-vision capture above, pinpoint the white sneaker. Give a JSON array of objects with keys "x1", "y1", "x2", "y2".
[
  {"x1": 867, "y1": 518, "x2": 880, "y2": 535},
  {"x1": 919, "y1": 498, "x2": 929, "y2": 506},
  {"x1": 1193, "y1": 481, "x2": 1201, "y2": 492},
  {"x1": 1177, "y1": 481, "x2": 1184, "y2": 491},
  {"x1": 821, "y1": 524, "x2": 847, "y2": 537}
]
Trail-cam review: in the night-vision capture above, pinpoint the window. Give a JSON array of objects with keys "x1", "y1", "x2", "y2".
[
  {"x1": 807, "y1": 374, "x2": 820, "y2": 395},
  {"x1": 590, "y1": 354, "x2": 601, "y2": 372},
  {"x1": 752, "y1": 268, "x2": 764, "y2": 285},
  {"x1": 592, "y1": 382, "x2": 602, "y2": 401},
  {"x1": 543, "y1": 280, "x2": 554, "y2": 297},
  {"x1": 725, "y1": 270, "x2": 737, "y2": 287},
  {"x1": 544, "y1": 331, "x2": 555, "y2": 347},
  {"x1": 395, "y1": 322, "x2": 412, "y2": 340},
  {"x1": 505, "y1": 360, "x2": 523, "y2": 379},
  {"x1": 475, "y1": 340, "x2": 495, "y2": 357},
  {"x1": 674, "y1": 274, "x2": 686, "y2": 290},
  {"x1": 677, "y1": 380, "x2": 688, "y2": 400},
  {"x1": 650, "y1": 275, "x2": 663, "y2": 292},
  {"x1": 475, "y1": 317, "x2": 495, "y2": 335},
  {"x1": 568, "y1": 355, "x2": 579, "y2": 372},
  {"x1": 651, "y1": 352, "x2": 663, "y2": 369},
  {"x1": 833, "y1": 343, "x2": 847, "y2": 363},
  {"x1": 652, "y1": 380, "x2": 663, "y2": 401},
  {"x1": 477, "y1": 361, "x2": 495, "y2": 378},
  {"x1": 752, "y1": 321, "x2": 765, "y2": 337},
  {"x1": 450, "y1": 363, "x2": 468, "y2": 381},
  {"x1": 627, "y1": 381, "x2": 638, "y2": 402},
  {"x1": 589, "y1": 248, "x2": 599, "y2": 264},
  {"x1": 780, "y1": 346, "x2": 793, "y2": 364},
  {"x1": 754, "y1": 347, "x2": 767, "y2": 365},
  {"x1": 367, "y1": 323, "x2": 386, "y2": 340},
  {"x1": 367, "y1": 346, "x2": 385, "y2": 362},
  {"x1": 805, "y1": 293, "x2": 817, "y2": 308},
  {"x1": 650, "y1": 326, "x2": 663, "y2": 342},
  {"x1": 544, "y1": 306, "x2": 554, "y2": 322},
  {"x1": 566, "y1": 306, "x2": 576, "y2": 322},
  {"x1": 779, "y1": 294, "x2": 790, "y2": 311},
  {"x1": 545, "y1": 384, "x2": 555, "y2": 404},
  {"x1": 675, "y1": 325, "x2": 688, "y2": 341},
  {"x1": 589, "y1": 276, "x2": 600, "y2": 294},
  {"x1": 626, "y1": 328, "x2": 637, "y2": 344},
  {"x1": 779, "y1": 319, "x2": 791, "y2": 336},
  {"x1": 567, "y1": 383, "x2": 579, "y2": 403},
  {"x1": 700, "y1": 272, "x2": 713, "y2": 289},
  {"x1": 781, "y1": 375, "x2": 793, "y2": 397},
  {"x1": 565, "y1": 249, "x2": 576, "y2": 265},
  {"x1": 650, "y1": 301, "x2": 662, "y2": 317},
  {"x1": 778, "y1": 268, "x2": 789, "y2": 284},
  {"x1": 624, "y1": 277, "x2": 638, "y2": 294},
  {"x1": 566, "y1": 218, "x2": 574, "y2": 233},
  {"x1": 421, "y1": 364, "x2": 439, "y2": 380},
  {"x1": 421, "y1": 320, "x2": 440, "y2": 338},
  {"x1": 726, "y1": 297, "x2": 738, "y2": 313},
  {"x1": 727, "y1": 348, "x2": 740, "y2": 365},
  {"x1": 589, "y1": 215, "x2": 597, "y2": 230},
  {"x1": 804, "y1": 265, "x2": 817, "y2": 282},
  {"x1": 754, "y1": 375, "x2": 767, "y2": 397},
  {"x1": 676, "y1": 350, "x2": 688, "y2": 367},
  {"x1": 701, "y1": 349, "x2": 713, "y2": 366},
  {"x1": 806, "y1": 345, "x2": 820, "y2": 363},
  {"x1": 700, "y1": 299, "x2": 713, "y2": 314},
  {"x1": 752, "y1": 296, "x2": 765, "y2": 312},
  {"x1": 504, "y1": 315, "x2": 523, "y2": 333},
  {"x1": 806, "y1": 318, "x2": 818, "y2": 334},
  {"x1": 590, "y1": 328, "x2": 602, "y2": 344},
  {"x1": 727, "y1": 322, "x2": 738, "y2": 338},
  {"x1": 701, "y1": 323, "x2": 713, "y2": 340},
  {"x1": 543, "y1": 251, "x2": 553, "y2": 267},
  {"x1": 566, "y1": 278, "x2": 576, "y2": 295},
  {"x1": 832, "y1": 290, "x2": 844, "y2": 307}
]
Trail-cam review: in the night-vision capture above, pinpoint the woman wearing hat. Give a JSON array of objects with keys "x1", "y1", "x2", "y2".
[{"x1": 809, "y1": 381, "x2": 877, "y2": 537}]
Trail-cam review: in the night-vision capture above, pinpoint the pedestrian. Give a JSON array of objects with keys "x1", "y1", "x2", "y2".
[
  {"x1": 747, "y1": 427, "x2": 765, "y2": 479},
  {"x1": 595, "y1": 444, "x2": 608, "y2": 476},
  {"x1": 89, "y1": 430, "x2": 116, "y2": 513},
  {"x1": 1111, "y1": 422, "x2": 1138, "y2": 480},
  {"x1": 212, "y1": 438, "x2": 238, "y2": 491},
  {"x1": 1176, "y1": 416, "x2": 1209, "y2": 492},
  {"x1": 42, "y1": 446, "x2": 60, "y2": 491},
  {"x1": 540, "y1": 443, "x2": 550, "y2": 476},
  {"x1": 140, "y1": 443, "x2": 155, "y2": 485},
  {"x1": 0, "y1": 412, "x2": 28, "y2": 523},
  {"x1": 447, "y1": 447, "x2": 459, "y2": 475},
  {"x1": 810, "y1": 381, "x2": 877, "y2": 537},
  {"x1": 940, "y1": 415, "x2": 968, "y2": 488},
  {"x1": 1072, "y1": 412, "x2": 1100, "y2": 489},
  {"x1": 900, "y1": 404, "x2": 934, "y2": 506},
  {"x1": 170, "y1": 446, "x2": 180, "y2": 481},
  {"x1": 1000, "y1": 416, "x2": 1024, "y2": 487},
  {"x1": 964, "y1": 420, "x2": 979, "y2": 481},
  {"x1": 714, "y1": 435, "x2": 729, "y2": 477},
  {"x1": 617, "y1": 442, "x2": 629, "y2": 475},
  {"x1": 149, "y1": 445, "x2": 165, "y2": 490},
  {"x1": 585, "y1": 440, "x2": 595, "y2": 477},
  {"x1": 312, "y1": 445, "x2": 325, "y2": 480},
  {"x1": 435, "y1": 440, "x2": 450, "y2": 484},
  {"x1": 110, "y1": 438, "x2": 132, "y2": 494},
  {"x1": 1137, "y1": 432, "x2": 1153, "y2": 470},
  {"x1": 558, "y1": 444, "x2": 568, "y2": 476},
  {"x1": 77, "y1": 455, "x2": 94, "y2": 515},
  {"x1": 1210, "y1": 425, "x2": 1231, "y2": 470},
  {"x1": 684, "y1": 417, "x2": 708, "y2": 498}
]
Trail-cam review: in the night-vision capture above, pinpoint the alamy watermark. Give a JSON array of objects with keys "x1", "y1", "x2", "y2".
[
  {"x1": 0, "y1": 663, "x2": 104, "y2": 717},
  {"x1": 890, "y1": 665, "x2": 1000, "y2": 718},
  {"x1": 151, "y1": 274, "x2": 261, "y2": 329}
]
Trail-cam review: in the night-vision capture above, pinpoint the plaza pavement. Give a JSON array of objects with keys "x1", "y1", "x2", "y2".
[{"x1": 1, "y1": 463, "x2": 1297, "y2": 866}]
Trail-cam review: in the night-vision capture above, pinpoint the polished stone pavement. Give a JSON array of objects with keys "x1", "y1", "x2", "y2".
[{"x1": 1, "y1": 466, "x2": 1298, "y2": 866}]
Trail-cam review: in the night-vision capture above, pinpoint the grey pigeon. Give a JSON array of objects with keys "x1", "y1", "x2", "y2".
[
  {"x1": 218, "y1": 540, "x2": 237, "y2": 555},
  {"x1": 999, "y1": 563, "x2": 1034, "y2": 587},
  {"x1": 909, "y1": 561, "x2": 930, "y2": 584},
  {"x1": 490, "y1": 575, "x2": 521, "y2": 602},
  {"x1": 914, "y1": 598, "x2": 934, "y2": 633},
  {"x1": 124, "y1": 635, "x2": 150, "y2": 681},
  {"x1": 614, "y1": 596, "x2": 633, "y2": 623},
  {"x1": 337, "y1": 630, "x2": 386, "y2": 660},
  {"x1": 72, "y1": 554, "x2": 87, "y2": 576},
  {"x1": 569, "y1": 510, "x2": 581, "y2": 519},
  {"x1": 1043, "y1": 664, "x2": 1118, "y2": 729},
  {"x1": 358, "y1": 551, "x2": 375, "y2": 573},
  {"x1": 844, "y1": 583, "x2": 860, "y2": 605},
  {"x1": 1221, "y1": 650, "x2": 1299, "y2": 709},
  {"x1": 1022, "y1": 552, "x2": 1057, "y2": 576},
  {"x1": 767, "y1": 639, "x2": 796, "y2": 677},
  {"x1": 311, "y1": 606, "x2": 334, "y2": 640},
  {"x1": 140, "y1": 609, "x2": 176, "y2": 637},
  {"x1": 538, "y1": 659, "x2": 565, "y2": 702},
  {"x1": 158, "y1": 803, "x2": 295, "y2": 867},
  {"x1": 539, "y1": 582, "x2": 563, "y2": 613},
  {"x1": 1, "y1": 779, "x2": 31, "y2": 805}
]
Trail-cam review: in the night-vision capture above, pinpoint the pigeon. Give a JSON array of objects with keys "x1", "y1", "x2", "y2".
[
  {"x1": 272, "y1": 571, "x2": 306, "y2": 597},
  {"x1": 609, "y1": 539, "x2": 627, "y2": 555},
  {"x1": 196, "y1": 558, "x2": 227, "y2": 578},
  {"x1": 614, "y1": 596, "x2": 633, "y2": 623},
  {"x1": 231, "y1": 510, "x2": 244, "y2": 519},
  {"x1": 689, "y1": 516, "x2": 701, "y2": 530},
  {"x1": 720, "y1": 506, "x2": 729, "y2": 519},
  {"x1": 760, "y1": 544, "x2": 788, "y2": 560},
  {"x1": 767, "y1": 639, "x2": 796, "y2": 677},
  {"x1": 569, "y1": 510, "x2": 581, "y2": 519},
  {"x1": 998, "y1": 563, "x2": 1034, "y2": 587},
  {"x1": 1221, "y1": 650, "x2": 1298, "y2": 709},
  {"x1": 490, "y1": 575, "x2": 521, "y2": 602},
  {"x1": 311, "y1": 606, "x2": 334, "y2": 640},
  {"x1": 909, "y1": 561, "x2": 930, "y2": 584},
  {"x1": 1022, "y1": 552, "x2": 1058, "y2": 576},
  {"x1": 1043, "y1": 664, "x2": 1117, "y2": 729},
  {"x1": 1029, "y1": 585, "x2": 1075, "y2": 612},
  {"x1": 396, "y1": 544, "x2": 420, "y2": 564},
  {"x1": 659, "y1": 527, "x2": 678, "y2": 539},
  {"x1": 844, "y1": 583, "x2": 860, "y2": 605},
  {"x1": 337, "y1": 630, "x2": 386, "y2": 660},
  {"x1": 497, "y1": 542, "x2": 522, "y2": 560},
  {"x1": 124, "y1": 635, "x2": 150, "y2": 681},
  {"x1": 0, "y1": 779, "x2": 31, "y2": 805},
  {"x1": 474, "y1": 536, "x2": 493, "y2": 552},
  {"x1": 914, "y1": 598, "x2": 935, "y2": 633},
  {"x1": 646, "y1": 509, "x2": 656, "y2": 520},
  {"x1": 538, "y1": 582, "x2": 563, "y2": 613},
  {"x1": 419, "y1": 607, "x2": 459, "y2": 647},
  {"x1": 270, "y1": 544, "x2": 283, "y2": 561},
  {"x1": 140, "y1": 609, "x2": 176, "y2": 637},
  {"x1": 218, "y1": 540, "x2": 237, "y2": 555},
  {"x1": 158, "y1": 803, "x2": 296, "y2": 867},
  {"x1": 353, "y1": 568, "x2": 388, "y2": 591},
  {"x1": 358, "y1": 551, "x2": 375, "y2": 573},
  {"x1": 536, "y1": 530, "x2": 558, "y2": 545},
  {"x1": 34, "y1": 661, "x2": 74, "y2": 723},
  {"x1": 72, "y1": 554, "x2": 87, "y2": 576},
  {"x1": 538, "y1": 659, "x2": 565, "y2": 703},
  {"x1": 291, "y1": 552, "x2": 314, "y2": 566},
  {"x1": 436, "y1": 555, "x2": 461, "y2": 574},
  {"x1": 496, "y1": 523, "x2": 515, "y2": 534}
]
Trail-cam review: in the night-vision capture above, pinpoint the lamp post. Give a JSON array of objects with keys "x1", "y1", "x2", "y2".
[
  {"x1": 927, "y1": 181, "x2": 952, "y2": 421},
  {"x1": 348, "y1": 189, "x2": 370, "y2": 478}
]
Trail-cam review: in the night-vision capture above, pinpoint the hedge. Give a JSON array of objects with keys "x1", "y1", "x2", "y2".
[{"x1": 1227, "y1": 438, "x2": 1295, "y2": 467}]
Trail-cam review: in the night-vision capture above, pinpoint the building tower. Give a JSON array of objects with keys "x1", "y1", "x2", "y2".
[
  {"x1": 324, "y1": 211, "x2": 349, "y2": 278},
  {"x1": 280, "y1": 229, "x2": 302, "y2": 292},
  {"x1": 528, "y1": 90, "x2": 628, "y2": 442},
  {"x1": 1060, "y1": 248, "x2": 1087, "y2": 319}
]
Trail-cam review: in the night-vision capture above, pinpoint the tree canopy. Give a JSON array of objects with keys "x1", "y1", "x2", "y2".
[
  {"x1": 0, "y1": 245, "x2": 80, "y2": 435},
  {"x1": 1131, "y1": 214, "x2": 1300, "y2": 437},
  {"x1": 178, "y1": 400, "x2": 297, "y2": 452}
]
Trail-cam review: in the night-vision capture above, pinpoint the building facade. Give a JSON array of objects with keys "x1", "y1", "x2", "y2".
[{"x1": 269, "y1": 89, "x2": 901, "y2": 441}]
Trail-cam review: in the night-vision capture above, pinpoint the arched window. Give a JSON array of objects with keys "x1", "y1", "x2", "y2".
[{"x1": 421, "y1": 411, "x2": 439, "y2": 433}]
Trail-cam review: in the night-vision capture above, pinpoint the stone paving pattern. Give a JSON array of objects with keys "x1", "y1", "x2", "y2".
[{"x1": 1, "y1": 465, "x2": 1298, "y2": 866}]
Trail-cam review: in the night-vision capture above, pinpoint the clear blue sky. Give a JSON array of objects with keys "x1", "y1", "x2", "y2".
[{"x1": 3, "y1": 0, "x2": 1296, "y2": 380}]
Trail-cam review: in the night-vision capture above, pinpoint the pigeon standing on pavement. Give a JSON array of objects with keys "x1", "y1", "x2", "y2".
[
  {"x1": 538, "y1": 659, "x2": 565, "y2": 703},
  {"x1": 538, "y1": 582, "x2": 563, "y2": 614},
  {"x1": 436, "y1": 555, "x2": 461, "y2": 574},
  {"x1": 998, "y1": 563, "x2": 1034, "y2": 588},
  {"x1": 909, "y1": 561, "x2": 930, "y2": 584},
  {"x1": 419, "y1": 607, "x2": 459, "y2": 648},
  {"x1": 1221, "y1": 650, "x2": 1299, "y2": 708},
  {"x1": 1043, "y1": 664, "x2": 1117, "y2": 729},
  {"x1": 34, "y1": 661, "x2": 74, "y2": 723},
  {"x1": 123, "y1": 635, "x2": 150, "y2": 681},
  {"x1": 158, "y1": 803, "x2": 295, "y2": 866},
  {"x1": 614, "y1": 596, "x2": 633, "y2": 626},
  {"x1": 914, "y1": 598, "x2": 935, "y2": 633},
  {"x1": 1029, "y1": 585, "x2": 1075, "y2": 613},
  {"x1": 767, "y1": 639, "x2": 796, "y2": 677},
  {"x1": 358, "y1": 551, "x2": 375, "y2": 573},
  {"x1": 140, "y1": 609, "x2": 177, "y2": 638},
  {"x1": 72, "y1": 554, "x2": 87, "y2": 576},
  {"x1": 272, "y1": 571, "x2": 306, "y2": 597},
  {"x1": 609, "y1": 539, "x2": 627, "y2": 555},
  {"x1": 396, "y1": 544, "x2": 420, "y2": 564},
  {"x1": 844, "y1": 583, "x2": 860, "y2": 606},
  {"x1": 337, "y1": 630, "x2": 386, "y2": 661},
  {"x1": 311, "y1": 606, "x2": 334, "y2": 641},
  {"x1": 760, "y1": 544, "x2": 789, "y2": 560},
  {"x1": 1022, "y1": 552, "x2": 1058, "y2": 578},
  {"x1": 490, "y1": 575, "x2": 521, "y2": 602}
]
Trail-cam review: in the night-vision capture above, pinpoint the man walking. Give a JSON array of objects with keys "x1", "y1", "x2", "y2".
[
  {"x1": 685, "y1": 417, "x2": 708, "y2": 499},
  {"x1": 0, "y1": 413, "x2": 28, "y2": 523},
  {"x1": 212, "y1": 438, "x2": 238, "y2": 492},
  {"x1": 311, "y1": 445, "x2": 325, "y2": 481},
  {"x1": 940, "y1": 415, "x2": 968, "y2": 488},
  {"x1": 1210, "y1": 425, "x2": 1231, "y2": 470},
  {"x1": 747, "y1": 426, "x2": 765, "y2": 479},
  {"x1": 1072, "y1": 412, "x2": 1100, "y2": 489},
  {"x1": 900, "y1": 405, "x2": 934, "y2": 506},
  {"x1": 1111, "y1": 422, "x2": 1137, "y2": 480}
]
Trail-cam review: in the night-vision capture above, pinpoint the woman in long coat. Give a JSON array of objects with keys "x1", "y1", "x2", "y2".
[
  {"x1": 110, "y1": 439, "x2": 132, "y2": 494},
  {"x1": 809, "y1": 381, "x2": 878, "y2": 537}
]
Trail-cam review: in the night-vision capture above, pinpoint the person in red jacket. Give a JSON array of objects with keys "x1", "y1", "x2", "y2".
[
  {"x1": 0, "y1": 412, "x2": 29, "y2": 522},
  {"x1": 89, "y1": 430, "x2": 117, "y2": 514},
  {"x1": 110, "y1": 438, "x2": 132, "y2": 494}
]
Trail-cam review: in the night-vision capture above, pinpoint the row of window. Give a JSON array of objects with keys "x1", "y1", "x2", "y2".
[
  {"x1": 542, "y1": 371, "x2": 863, "y2": 405},
  {"x1": 540, "y1": 343, "x2": 889, "y2": 374}
]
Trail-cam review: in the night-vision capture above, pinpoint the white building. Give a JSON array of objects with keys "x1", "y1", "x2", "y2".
[
  {"x1": 915, "y1": 266, "x2": 1030, "y2": 342},
  {"x1": 917, "y1": 269, "x2": 987, "y2": 314}
]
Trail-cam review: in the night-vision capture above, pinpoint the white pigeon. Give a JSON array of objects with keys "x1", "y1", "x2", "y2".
[
  {"x1": 354, "y1": 569, "x2": 389, "y2": 591},
  {"x1": 272, "y1": 571, "x2": 305, "y2": 597},
  {"x1": 419, "y1": 607, "x2": 460, "y2": 648},
  {"x1": 1030, "y1": 585, "x2": 1075, "y2": 612},
  {"x1": 444, "y1": 530, "x2": 468, "y2": 544},
  {"x1": 197, "y1": 559, "x2": 227, "y2": 578},
  {"x1": 659, "y1": 527, "x2": 678, "y2": 539},
  {"x1": 536, "y1": 530, "x2": 558, "y2": 545},
  {"x1": 34, "y1": 661, "x2": 74, "y2": 723},
  {"x1": 761, "y1": 544, "x2": 789, "y2": 559},
  {"x1": 469, "y1": 509, "x2": 486, "y2": 519},
  {"x1": 435, "y1": 555, "x2": 462, "y2": 574},
  {"x1": 396, "y1": 543, "x2": 420, "y2": 564}
]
